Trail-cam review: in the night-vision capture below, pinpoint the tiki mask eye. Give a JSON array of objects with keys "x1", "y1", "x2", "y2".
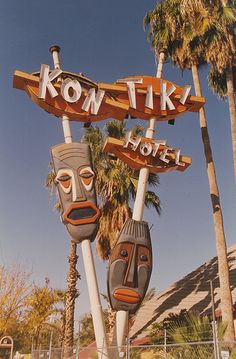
[
  {"x1": 58, "y1": 174, "x2": 71, "y2": 182},
  {"x1": 56, "y1": 170, "x2": 72, "y2": 193},
  {"x1": 120, "y1": 250, "x2": 128, "y2": 257},
  {"x1": 140, "y1": 254, "x2": 148, "y2": 262},
  {"x1": 110, "y1": 242, "x2": 133, "y2": 264},
  {"x1": 137, "y1": 245, "x2": 151, "y2": 267},
  {"x1": 79, "y1": 167, "x2": 94, "y2": 191}
]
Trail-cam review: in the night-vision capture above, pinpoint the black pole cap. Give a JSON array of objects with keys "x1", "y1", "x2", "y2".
[{"x1": 49, "y1": 45, "x2": 61, "y2": 54}]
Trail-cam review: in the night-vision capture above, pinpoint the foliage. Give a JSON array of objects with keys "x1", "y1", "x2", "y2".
[
  {"x1": 140, "y1": 287, "x2": 156, "y2": 307},
  {"x1": 24, "y1": 278, "x2": 65, "y2": 349},
  {"x1": 76, "y1": 288, "x2": 157, "y2": 350},
  {"x1": 76, "y1": 313, "x2": 95, "y2": 347},
  {"x1": 148, "y1": 309, "x2": 227, "y2": 343},
  {"x1": 208, "y1": 66, "x2": 236, "y2": 98},
  {"x1": 144, "y1": 0, "x2": 207, "y2": 69},
  {"x1": 148, "y1": 309, "x2": 189, "y2": 345},
  {"x1": 145, "y1": 0, "x2": 236, "y2": 73},
  {"x1": 147, "y1": 310, "x2": 227, "y2": 359},
  {"x1": 0, "y1": 265, "x2": 65, "y2": 352},
  {"x1": 0, "y1": 265, "x2": 31, "y2": 332}
]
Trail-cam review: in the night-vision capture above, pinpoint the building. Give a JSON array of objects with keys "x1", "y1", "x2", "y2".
[{"x1": 130, "y1": 243, "x2": 236, "y2": 340}]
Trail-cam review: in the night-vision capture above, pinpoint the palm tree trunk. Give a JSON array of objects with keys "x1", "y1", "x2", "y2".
[
  {"x1": 226, "y1": 67, "x2": 236, "y2": 180},
  {"x1": 60, "y1": 308, "x2": 66, "y2": 347},
  {"x1": 192, "y1": 64, "x2": 235, "y2": 343},
  {"x1": 64, "y1": 240, "x2": 79, "y2": 356}
]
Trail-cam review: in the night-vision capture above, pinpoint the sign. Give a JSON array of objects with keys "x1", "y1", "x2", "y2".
[
  {"x1": 0, "y1": 336, "x2": 14, "y2": 359},
  {"x1": 103, "y1": 132, "x2": 191, "y2": 173},
  {"x1": 0, "y1": 337, "x2": 13, "y2": 347},
  {"x1": 13, "y1": 67, "x2": 205, "y2": 122}
]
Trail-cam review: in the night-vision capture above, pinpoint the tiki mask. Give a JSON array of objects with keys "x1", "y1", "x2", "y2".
[
  {"x1": 107, "y1": 218, "x2": 152, "y2": 314},
  {"x1": 51, "y1": 142, "x2": 100, "y2": 243}
]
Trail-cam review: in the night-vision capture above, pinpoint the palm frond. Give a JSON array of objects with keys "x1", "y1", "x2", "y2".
[
  {"x1": 145, "y1": 191, "x2": 161, "y2": 216},
  {"x1": 208, "y1": 67, "x2": 227, "y2": 98},
  {"x1": 105, "y1": 120, "x2": 126, "y2": 139}
]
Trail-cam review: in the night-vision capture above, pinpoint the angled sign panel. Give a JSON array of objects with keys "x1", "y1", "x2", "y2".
[
  {"x1": 103, "y1": 133, "x2": 191, "y2": 173},
  {"x1": 13, "y1": 67, "x2": 205, "y2": 122}
]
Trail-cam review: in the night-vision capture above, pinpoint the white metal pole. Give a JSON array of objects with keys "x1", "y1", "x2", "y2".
[
  {"x1": 49, "y1": 46, "x2": 109, "y2": 359},
  {"x1": 49, "y1": 331, "x2": 53, "y2": 359},
  {"x1": 132, "y1": 117, "x2": 156, "y2": 221},
  {"x1": 115, "y1": 49, "x2": 167, "y2": 350},
  {"x1": 50, "y1": 45, "x2": 61, "y2": 70},
  {"x1": 116, "y1": 311, "x2": 128, "y2": 353},
  {"x1": 164, "y1": 329, "x2": 167, "y2": 359},
  {"x1": 81, "y1": 240, "x2": 109, "y2": 358},
  {"x1": 49, "y1": 46, "x2": 73, "y2": 144},
  {"x1": 156, "y1": 49, "x2": 167, "y2": 79},
  {"x1": 215, "y1": 320, "x2": 220, "y2": 359},
  {"x1": 62, "y1": 114, "x2": 73, "y2": 144}
]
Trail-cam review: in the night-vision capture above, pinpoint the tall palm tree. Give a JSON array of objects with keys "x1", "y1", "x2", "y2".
[
  {"x1": 83, "y1": 120, "x2": 161, "y2": 260},
  {"x1": 180, "y1": 0, "x2": 236, "y2": 343},
  {"x1": 180, "y1": 0, "x2": 236, "y2": 179},
  {"x1": 46, "y1": 171, "x2": 80, "y2": 353},
  {"x1": 144, "y1": 0, "x2": 235, "y2": 343},
  {"x1": 201, "y1": 0, "x2": 236, "y2": 180},
  {"x1": 63, "y1": 241, "x2": 80, "y2": 353}
]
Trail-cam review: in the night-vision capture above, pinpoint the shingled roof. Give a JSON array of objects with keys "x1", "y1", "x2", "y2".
[{"x1": 130, "y1": 243, "x2": 236, "y2": 340}]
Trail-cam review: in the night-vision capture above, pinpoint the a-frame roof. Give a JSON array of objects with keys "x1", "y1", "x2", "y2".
[{"x1": 130, "y1": 243, "x2": 236, "y2": 340}]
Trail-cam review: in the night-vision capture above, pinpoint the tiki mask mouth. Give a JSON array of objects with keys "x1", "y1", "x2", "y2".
[
  {"x1": 64, "y1": 202, "x2": 100, "y2": 225},
  {"x1": 113, "y1": 288, "x2": 141, "y2": 304}
]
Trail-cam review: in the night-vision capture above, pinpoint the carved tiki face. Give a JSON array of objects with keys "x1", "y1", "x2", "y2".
[
  {"x1": 107, "y1": 218, "x2": 152, "y2": 314},
  {"x1": 51, "y1": 142, "x2": 100, "y2": 243}
]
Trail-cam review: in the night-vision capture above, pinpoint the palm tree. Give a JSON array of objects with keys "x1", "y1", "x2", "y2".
[
  {"x1": 82, "y1": 120, "x2": 161, "y2": 260},
  {"x1": 168, "y1": 311, "x2": 227, "y2": 359},
  {"x1": 182, "y1": 0, "x2": 236, "y2": 179},
  {"x1": 46, "y1": 170, "x2": 80, "y2": 353},
  {"x1": 63, "y1": 241, "x2": 80, "y2": 353},
  {"x1": 200, "y1": 0, "x2": 236, "y2": 180},
  {"x1": 180, "y1": 0, "x2": 236, "y2": 180},
  {"x1": 180, "y1": 0, "x2": 236, "y2": 344},
  {"x1": 148, "y1": 310, "x2": 227, "y2": 358},
  {"x1": 144, "y1": 0, "x2": 235, "y2": 343}
]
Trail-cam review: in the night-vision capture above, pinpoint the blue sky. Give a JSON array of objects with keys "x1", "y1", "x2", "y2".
[{"x1": 0, "y1": 0, "x2": 235, "y2": 321}]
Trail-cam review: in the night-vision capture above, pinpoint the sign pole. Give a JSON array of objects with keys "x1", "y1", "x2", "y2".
[
  {"x1": 49, "y1": 46, "x2": 109, "y2": 359},
  {"x1": 115, "y1": 49, "x2": 167, "y2": 351},
  {"x1": 13, "y1": 48, "x2": 202, "y2": 358}
]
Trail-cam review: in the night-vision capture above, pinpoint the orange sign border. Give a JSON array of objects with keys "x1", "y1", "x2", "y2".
[
  {"x1": 13, "y1": 70, "x2": 205, "y2": 122},
  {"x1": 103, "y1": 137, "x2": 191, "y2": 173}
]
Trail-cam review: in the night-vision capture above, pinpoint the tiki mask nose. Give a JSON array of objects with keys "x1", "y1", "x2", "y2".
[
  {"x1": 124, "y1": 247, "x2": 137, "y2": 287},
  {"x1": 72, "y1": 178, "x2": 86, "y2": 202}
]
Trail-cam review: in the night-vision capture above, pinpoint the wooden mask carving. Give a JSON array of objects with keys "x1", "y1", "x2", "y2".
[
  {"x1": 107, "y1": 218, "x2": 152, "y2": 314},
  {"x1": 51, "y1": 142, "x2": 100, "y2": 243}
]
